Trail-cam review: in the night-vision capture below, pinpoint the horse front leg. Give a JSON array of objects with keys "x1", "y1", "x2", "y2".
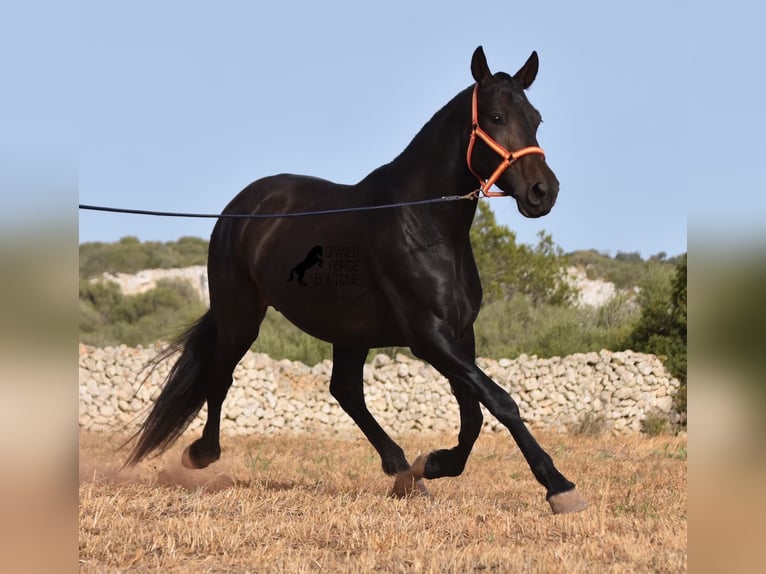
[
  {"x1": 411, "y1": 328, "x2": 587, "y2": 514},
  {"x1": 330, "y1": 345, "x2": 428, "y2": 497}
]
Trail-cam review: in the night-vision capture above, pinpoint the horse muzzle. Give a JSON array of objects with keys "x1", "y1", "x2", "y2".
[{"x1": 516, "y1": 178, "x2": 559, "y2": 218}]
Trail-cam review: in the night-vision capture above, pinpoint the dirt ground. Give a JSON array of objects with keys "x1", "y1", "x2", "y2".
[{"x1": 79, "y1": 429, "x2": 687, "y2": 573}]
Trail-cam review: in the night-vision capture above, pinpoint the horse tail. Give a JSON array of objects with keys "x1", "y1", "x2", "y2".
[{"x1": 124, "y1": 311, "x2": 217, "y2": 466}]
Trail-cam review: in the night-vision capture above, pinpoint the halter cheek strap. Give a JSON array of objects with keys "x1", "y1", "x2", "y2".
[{"x1": 466, "y1": 84, "x2": 545, "y2": 197}]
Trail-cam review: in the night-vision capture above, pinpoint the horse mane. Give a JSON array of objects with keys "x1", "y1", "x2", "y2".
[{"x1": 358, "y1": 85, "x2": 474, "y2": 187}]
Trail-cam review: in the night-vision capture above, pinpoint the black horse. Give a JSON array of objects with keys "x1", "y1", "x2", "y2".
[{"x1": 127, "y1": 47, "x2": 587, "y2": 514}]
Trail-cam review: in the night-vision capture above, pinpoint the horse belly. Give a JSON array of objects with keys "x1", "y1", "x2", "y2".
[{"x1": 278, "y1": 292, "x2": 391, "y2": 347}]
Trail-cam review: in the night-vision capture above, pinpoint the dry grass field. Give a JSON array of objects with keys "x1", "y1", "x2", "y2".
[{"x1": 79, "y1": 430, "x2": 686, "y2": 573}]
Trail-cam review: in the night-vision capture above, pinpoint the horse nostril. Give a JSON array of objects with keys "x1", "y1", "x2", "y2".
[{"x1": 529, "y1": 183, "x2": 548, "y2": 205}]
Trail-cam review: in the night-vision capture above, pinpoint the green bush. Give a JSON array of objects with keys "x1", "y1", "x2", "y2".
[
  {"x1": 626, "y1": 254, "x2": 687, "y2": 416},
  {"x1": 79, "y1": 236, "x2": 208, "y2": 278},
  {"x1": 474, "y1": 293, "x2": 638, "y2": 359},
  {"x1": 568, "y1": 248, "x2": 681, "y2": 290},
  {"x1": 641, "y1": 413, "x2": 669, "y2": 437},
  {"x1": 79, "y1": 278, "x2": 205, "y2": 347}
]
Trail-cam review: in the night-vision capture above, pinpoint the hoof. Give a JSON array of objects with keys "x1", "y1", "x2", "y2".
[
  {"x1": 181, "y1": 440, "x2": 221, "y2": 470},
  {"x1": 389, "y1": 454, "x2": 431, "y2": 498},
  {"x1": 181, "y1": 445, "x2": 212, "y2": 470},
  {"x1": 181, "y1": 446, "x2": 201, "y2": 469},
  {"x1": 389, "y1": 475, "x2": 430, "y2": 498},
  {"x1": 548, "y1": 488, "x2": 588, "y2": 514}
]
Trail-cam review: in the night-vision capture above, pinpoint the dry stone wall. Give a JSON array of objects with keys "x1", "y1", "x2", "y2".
[{"x1": 79, "y1": 344, "x2": 681, "y2": 438}]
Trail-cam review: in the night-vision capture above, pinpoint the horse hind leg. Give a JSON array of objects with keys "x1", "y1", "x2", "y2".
[
  {"x1": 406, "y1": 331, "x2": 484, "y2": 481},
  {"x1": 329, "y1": 346, "x2": 426, "y2": 497},
  {"x1": 418, "y1": 378, "x2": 483, "y2": 479},
  {"x1": 182, "y1": 304, "x2": 267, "y2": 469},
  {"x1": 126, "y1": 311, "x2": 217, "y2": 467}
]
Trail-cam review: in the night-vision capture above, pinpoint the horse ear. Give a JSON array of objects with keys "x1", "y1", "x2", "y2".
[
  {"x1": 513, "y1": 51, "x2": 539, "y2": 89},
  {"x1": 471, "y1": 46, "x2": 492, "y2": 85}
]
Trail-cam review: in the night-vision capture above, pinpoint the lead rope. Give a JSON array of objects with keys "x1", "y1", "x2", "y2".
[{"x1": 78, "y1": 190, "x2": 481, "y2": 220}]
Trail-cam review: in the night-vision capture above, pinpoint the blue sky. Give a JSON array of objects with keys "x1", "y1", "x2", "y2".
[{"x1": 72, "y1": 1, "x2": 758, "y2": 258}]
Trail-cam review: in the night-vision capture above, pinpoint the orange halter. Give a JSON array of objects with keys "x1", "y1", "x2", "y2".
[{"x1": 466, "y1": 84, "x2": 545, "y2": 197}]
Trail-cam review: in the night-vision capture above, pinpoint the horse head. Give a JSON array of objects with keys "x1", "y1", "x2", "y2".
[{"x1": 467, "y1": 47, "x2": 560, "y2": 218}]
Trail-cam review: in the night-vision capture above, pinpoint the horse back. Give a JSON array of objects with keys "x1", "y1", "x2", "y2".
[
  {"x1": 208, "y1": 173, "x2": 482, "y2": 347},
  {"x1": 208, "y1": 174, "x2": 403, "y2": 345}
]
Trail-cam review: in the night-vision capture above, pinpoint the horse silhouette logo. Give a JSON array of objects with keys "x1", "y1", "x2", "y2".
[{"x1": 287, "y1": 245, "x2": 323, "y2": 287}]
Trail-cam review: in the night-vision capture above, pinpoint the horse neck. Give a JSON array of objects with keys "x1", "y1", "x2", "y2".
[{"x1": 358, "y1": 86, "x2": 479, "y2": 234}]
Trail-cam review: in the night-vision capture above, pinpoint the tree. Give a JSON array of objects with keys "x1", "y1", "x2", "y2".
[
  {"x1": 615, "y1": 251, "x2": 643, "y2": 263},
  {"x1": 469, "y1": 201, "x2": 572, "y2": 306}
]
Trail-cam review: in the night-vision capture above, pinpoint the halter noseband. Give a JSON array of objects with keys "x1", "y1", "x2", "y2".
[{"x1": 466, "y1": 84, "x2": 545, "y2": 197}]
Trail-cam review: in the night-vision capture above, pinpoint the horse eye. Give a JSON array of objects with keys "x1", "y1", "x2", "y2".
[{"x1": 490, "y1": 114, "x2": 503, "y2": 125}]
